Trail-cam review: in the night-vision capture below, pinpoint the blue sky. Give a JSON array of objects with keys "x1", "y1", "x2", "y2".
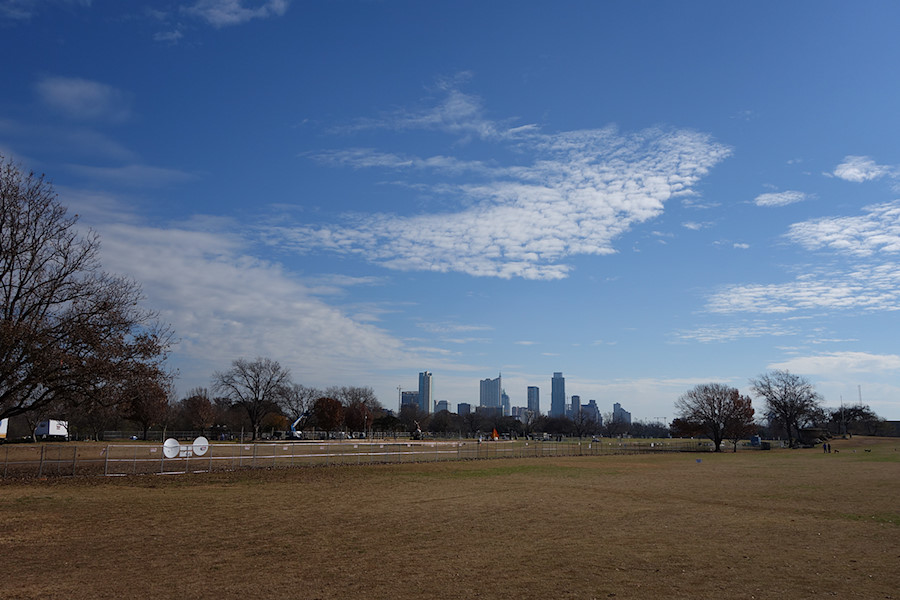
[{"x1": 3, "y1": 1, "x2": 900, "y2": 420}]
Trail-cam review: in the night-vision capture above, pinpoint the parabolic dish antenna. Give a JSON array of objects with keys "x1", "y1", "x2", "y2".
[
  {"x1": 163, "y1": 438, "x2": 180, "y2": 459},
  {"x1": 192, "y1": 436, "x2": 209, "y2": 456}
]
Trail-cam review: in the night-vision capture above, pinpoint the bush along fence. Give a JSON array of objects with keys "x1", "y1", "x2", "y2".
[{"x1": 1, "y1": 438, "x2": 736, "y2": 479}]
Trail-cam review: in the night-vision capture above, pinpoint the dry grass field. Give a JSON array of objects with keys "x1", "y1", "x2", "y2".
[{"x1": 1, "y1": 436, "x2": 898, "y2": 599}]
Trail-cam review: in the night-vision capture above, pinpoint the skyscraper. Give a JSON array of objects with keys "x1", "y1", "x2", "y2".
[
  {"x1": 400, "y1": 391, "x2": 419, "y2": 407},
  {"x1": 480, "y1": 374, "x2": 502, "y2": 408},
  {"x1": 551, "y1": 372, "x2": 566, "y2": 417},
  {"x1": 527, "y1": 386, "x2": 540, "y2": 414},
  {"x1": 418, "y1": 371, "x2": 433, "y2": 413},
  {"x1": 569, "y1": 395, "x2": 581, "y2": 418},
  {"x1": 613, "y1": 402, "x2": 632, "y2": 425}
]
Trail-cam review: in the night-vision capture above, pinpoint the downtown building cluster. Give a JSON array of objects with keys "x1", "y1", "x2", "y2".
[{"x1": 399, "y1": 371, "x2": 632, "y2": 426}]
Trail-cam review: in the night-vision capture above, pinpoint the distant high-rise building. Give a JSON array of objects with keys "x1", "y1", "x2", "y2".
[
  {"x1": 501, "y1": 390, "x2": 510, "y2": 416},
  {"x1": 401, "y1": 391, "x2": 419, "y2": 407},
  {"x1": 527, "y1": 386, "x2": 540, "y2": 414},
  {"x1": 458, "y1": 402, "x2": 471, "y2": 416},
  {"x1": 418, "y1": 371, "x2": 433, "y2": 413},
  {"x1": 435, "y1": 400, "x2": 449, "y2": 413},
  {"x1": 583, "y1": 399, "x2": 602, "y2": 425},
  {"x1": 613, "y1": 402, "x2": 632, "y2": 425},
  {"x1": 551, "y1": 372, "x2": 566, "y2": 417},
  {"x1": 569, "y1": 395, "x2": 581, "y2": 418},
  {"x1": 480, "y1": 374, "x2": 502, "y2": 408}
]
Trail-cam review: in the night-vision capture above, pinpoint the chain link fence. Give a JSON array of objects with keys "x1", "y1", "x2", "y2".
[{"x1": 1, "y1": 438, "x2": 726, "y2": 479}]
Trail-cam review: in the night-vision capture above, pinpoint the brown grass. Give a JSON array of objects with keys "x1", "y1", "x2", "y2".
[{"x1": 1, "y1": 436, "x2": 898, "y2": 599}]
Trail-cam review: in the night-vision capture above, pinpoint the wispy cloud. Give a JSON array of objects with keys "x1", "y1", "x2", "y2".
[
  {"x1": 676, "y1": 321, "x2": 800, "y2": 342},
  {"x1": 769, "y1": 351, "x2": 900, "y2": 375},
  {"x1": 787, "y1": 201, "x2": 900, "y2": 257},
  {"x1": 706, "y1": 264, "x2": 900, "y2": 314},
  {"x1": 0, "y1": 118, "x2": 136, "y2": 161},
  {"x1": 35, "y1": 76, "x2": 131, "y2": 123},
  {"x1": 153, "y1": 29, "x2": 184, "y2": 43},
  {"x1": 754, "y1": 190, "x2": 809, "y2": 207},
  {"x1": 416, "y1": 322, "x2": 493, "y2": 334},
  {"x1": 271, "y1": 81, "x2": 731, "y2": 280},
  {"x1": 66, "y1": 163, "x2": 196, "y2": 188},
  {"x1": 336, "y1": 72, "x2": 508, "y2": 141},
  {"x1": 184, "y1": 0, "x2": 289, "y2": 28},
  {"x1": 309, "y1": 148, "x2": 493, "y2": 176},
  {"x1": 832, "y1": 155, "x2": 894, "y2": 183},
  {"x1": 1, "y1": 0, "x2": 90, "y2": 20},
  {"x1": 682, "y1": 221, "x2": 710, "y2": 230}
]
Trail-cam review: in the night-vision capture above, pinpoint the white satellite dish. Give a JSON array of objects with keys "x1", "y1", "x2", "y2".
[
  {"x1": 192, "y1": 436, "x2": 209, "y2": 456},
  {"x1": 163, "y1": 438, "x2": 180, "y2": 459}
]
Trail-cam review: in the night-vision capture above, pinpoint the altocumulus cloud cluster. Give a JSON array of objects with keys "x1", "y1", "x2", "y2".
[{"x1": 267, "y1": 86, "x2": 731, "y2": 280}]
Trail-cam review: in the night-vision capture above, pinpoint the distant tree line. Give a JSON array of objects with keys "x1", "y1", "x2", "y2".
[{"x1": 673, "y1": 370, "x2": 891, "y2": 451}]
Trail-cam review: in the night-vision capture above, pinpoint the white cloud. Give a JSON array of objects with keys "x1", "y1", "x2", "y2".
[
  {"x1": 416, "y1": 322, "x2": 493, "y2": 334},
  {"x1": 677, "y1": 321, "x2": 799, "y2": 342},
  {"x1": 787, "y1": 201, "x2": 900, "y2": 257},
  {"x1": 185, "y1": 0, "x2": 289, "y2": 27},
  {"x1": 769, "y1": 352, "x2": 900, "y2": 375},
  {"x1": 1, "y1": 0, "x2": 91, "y2": 20},
  {"x1": 706, "y1": 264, "x2": 900, "y2": 314},
  {"x1": 35, "y1": 76, "x2": 131, "y2": 123},
  {"x1": 682, "y1": 221, "x2": 710, "y2": 230},
  {"x1": 154, "y1": 29, "x2": 184, "y2": 43},
  {"x1": 272, "y1": 85, "x2": 730, "y2": 280},
  {"x1": 754, "y1": 190, "x2": 809, "y2": 207},
  {"x1": 89, "y1": 217, "x2": 427, "y2": 394},
  {"x1": 337, "y1": 72, "x2": 505, "y2": 141},
  {"x1": 309, "y1": 148, "x2": 493, "y2": 176},
  {"x1": 733, "y1": 242, "x2": 750, "y2": 249},
  {"x1": 832, "y1": 155, "x2": 893, "y2": 182}
]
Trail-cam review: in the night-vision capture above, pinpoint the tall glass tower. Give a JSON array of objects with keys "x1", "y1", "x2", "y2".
[
  {"x1": 527, "y1": 386, "x2": 540, "y2": 414},
  {"x1": 418, "y1": 371, "x2": 433, "y2": 413},
  {"x1": 551, "y1": 372, "x2": 566, "y2": 417}
]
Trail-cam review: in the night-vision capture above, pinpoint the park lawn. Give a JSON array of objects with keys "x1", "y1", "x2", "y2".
[{"x1": 1, "y1": 436, "x2": 898, "y2": 599}]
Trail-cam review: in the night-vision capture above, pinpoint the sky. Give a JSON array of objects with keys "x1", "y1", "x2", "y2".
[{"x1": 2, "y1": 0, "x2": 900, "y2": 421}]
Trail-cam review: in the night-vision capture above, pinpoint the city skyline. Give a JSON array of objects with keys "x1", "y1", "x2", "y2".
[{"x1": 2, "y1": 2, "x2": 899, "y2": 420}]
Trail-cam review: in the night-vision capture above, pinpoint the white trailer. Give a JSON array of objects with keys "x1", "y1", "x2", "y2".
[
  {"x1": 0, "y1": 418, "x2": 8, "y2": 440},
  {"x1": 35, "y1": 419, "x2": 68, "y2": 440}
]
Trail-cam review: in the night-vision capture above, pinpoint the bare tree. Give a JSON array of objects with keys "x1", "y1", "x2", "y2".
[
  {"x1": 750, "y1": 370, "x2": 822, "y2": 448},
  {"x1": 675, "y1": 383, "x2": 745, "y2": 452},
  {"x1": 1, "y1": 155, "x2": 172, "y2": 421},
  {"x1": 280, "y1": 383, "x2": 320, "y2": 431},
  {"x1": 326, "y1": 386, "x2": 383, "y2": 413},
  {"x1": 572, "y1": 410, "x2": 600, "y2": 438},
  {"x1": 212, "y1": 357, "x2": 291, "y2": 440}
]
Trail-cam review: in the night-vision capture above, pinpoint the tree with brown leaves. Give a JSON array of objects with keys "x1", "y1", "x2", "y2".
[{"x1": 1, "y1": 155, "x2": 172, "y2": 423}]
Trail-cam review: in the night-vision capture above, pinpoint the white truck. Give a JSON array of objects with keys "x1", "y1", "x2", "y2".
[{"x1": 35, "y1": 419, "x2": 69, "y2": 440}]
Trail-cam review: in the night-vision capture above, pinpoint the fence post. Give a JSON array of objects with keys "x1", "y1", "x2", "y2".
[
  {"x1": 104, "y1": 444, "x2": 110, "y2": 476},
  {"x1": 38, "y1": 445, "x2": 45, "y2": 477},
  {"x1": 71, "y1": 445, "x2": 78, "y2": 476}
]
